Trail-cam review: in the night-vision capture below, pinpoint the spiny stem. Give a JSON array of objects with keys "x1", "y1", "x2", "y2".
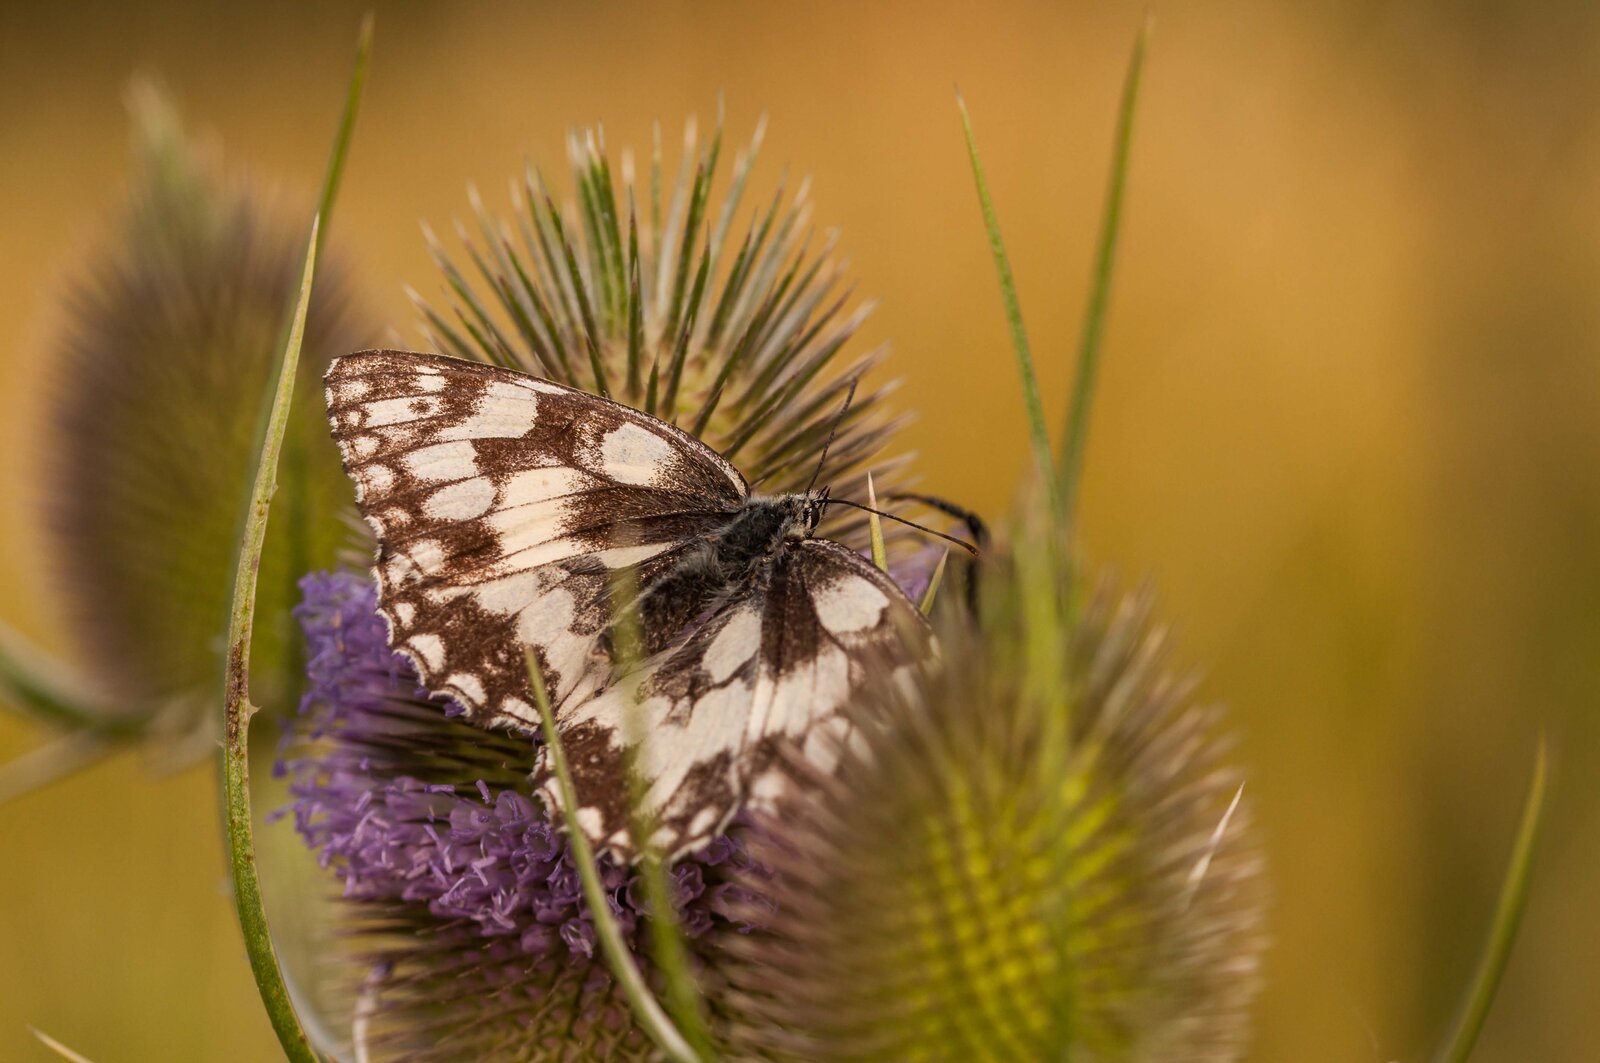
[
  {"x1": 1060, "y1": 15, "x2": 1150, "y2": 530},
  {"x1": 222, "y1": 215, "x2": 322, "y2": 1063},
  {"x1": 220, "y1": 17, "x2": 373, "y2": 1061}
]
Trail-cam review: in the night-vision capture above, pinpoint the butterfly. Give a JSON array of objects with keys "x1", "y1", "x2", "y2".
[{"x1": 324, "y1": 349, "x2": 938, "y2": 859}]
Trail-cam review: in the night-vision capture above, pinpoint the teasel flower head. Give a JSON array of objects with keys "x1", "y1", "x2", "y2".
[
  {"x1": 281, "y1": 569, "x2": 774, "y2": 1059},
  {"x1": 719, "y1": 525, "x2": 1268, "y2": 1060},
  {"x1": 414, "y1": 110, "x2": 914, "y2": 547},
  {"x1": 39, "y1": 84, "x2": 375, "y2": 739}
]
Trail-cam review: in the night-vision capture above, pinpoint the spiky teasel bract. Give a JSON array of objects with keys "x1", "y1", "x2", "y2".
[
  {"x1": 414, "y1": 110, "x2": 914, "y2": 546},
  {"x1": 719, "y1": 520, "x2": 1267, "y2": 1061},
  {"x1": 42, "y1": 84, "x2": 375, "y2": 736}
]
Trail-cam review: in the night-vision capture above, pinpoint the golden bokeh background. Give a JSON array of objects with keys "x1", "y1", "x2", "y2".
[{"x1": 2, "y1": 1, "x2": 1597, "y2": 1059}]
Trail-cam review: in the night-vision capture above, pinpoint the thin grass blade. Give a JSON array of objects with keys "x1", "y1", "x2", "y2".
[
  {"x1": 312, "y1": 12, "x2": 373, "y2": 258},
  {"x1": 918, "y1": 549, "x2": 950, "y2": 616},
  {"x1": 1434, "y1": 739, "x2": 1550, "y2": 1063},
  {"x1": 866, "y1": 471, "x2": 888, "y2": 573},
  {"x1": 956, "y1": 90, "x2": 1058, "y2": 516},
  {"x1": 1059, "y1": 15, "x2": 1149, "y2": 529}
]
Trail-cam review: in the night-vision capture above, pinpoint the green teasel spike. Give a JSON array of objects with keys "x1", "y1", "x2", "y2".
[{"x1": 423, "y1": 111, "x2": 912, "y2": 550}]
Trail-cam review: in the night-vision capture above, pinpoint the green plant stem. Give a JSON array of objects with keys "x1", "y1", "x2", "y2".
[
  {"x1": 222, "y1": 215, "x2": 321, "y2": 1063},
  {"x1": 1434, "y1": 739, "x2": 1550, "y2": 1063},
  {"x1": 612, "y1": 601, "x2": 717, "y2": 1056},
  {"x1": 218, "y1": 20, "x2": 373, "y2": 1059},
  {"x1": 956, "y1": 90, "x2": 1059, "y2": 517},
  {"x1": 1059, "y1": 16, "x2": 1149, "y2": 530},
  {"x1": 525, "y1": 651, "x2": 708, "y2": 1063}
]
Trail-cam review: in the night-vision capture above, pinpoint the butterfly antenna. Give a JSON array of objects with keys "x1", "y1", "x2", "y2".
[
  {"x1": 805, "y1": 378, "x2": 859, "y2": 498},
  {"x1": 885, "y1": 492, "x2": 991, "y2": 550},
  {"x1": 826, "y1": 497, "x2": 981, "y2": 556}
]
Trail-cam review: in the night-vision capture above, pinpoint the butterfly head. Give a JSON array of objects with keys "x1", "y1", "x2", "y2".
[
  {"x1": 782, "y1": 485, "x2": 831, "y2": 540},
  {"x1": 804, "y1": 485, "x2": 831, "y2": 536}
]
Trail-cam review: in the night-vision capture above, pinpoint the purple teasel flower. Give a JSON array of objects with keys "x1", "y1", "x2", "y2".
[{"x1": 279, "y1": 570, "x2": 776, "y2": 1058}]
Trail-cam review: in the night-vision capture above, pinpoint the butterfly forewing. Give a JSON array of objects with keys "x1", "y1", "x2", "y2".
[
  {"x1": 535, "y1": 538, "x2": 931, "y2": 859},
  {"x1": 326, "y1": 349, "x2": 748, "y2": 727}
]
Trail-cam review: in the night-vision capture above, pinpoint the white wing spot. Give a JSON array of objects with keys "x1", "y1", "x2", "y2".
[
  {"x1": 363, "y1": 395, "x2": 441, "y2": 427},
  {"x1": 411, "y1": 373, "x2": 446, "y2": 393},
  {"x1": 393, "y1": 601, "x2": 416, "y2": 626},
  {"x1": 404, "y1": 440, "x2": 480, "y2": 482},
  {"x1": 688, "y1": 806, "x2": 719, "y2": 836},
  {"x1": 502, "y1": 466, "x2": 595, "y2": 506},
  {"x1": 433, "y1": 388, "x2": 535, "y2": 441},
  {"x1": 595, "y1": 542, "x2": 673, "y2": 569},
  {"x1": 498, "y1": 697, "x2": 538, "y2": 725},
  {"x1": 749, "y1": 769, "x2": 789, "y2": 807},
  {"x1": 424, "y1": 477, "x2": 497, "y2": 520},
  {"x1": 575, "y1": 807, "x2": 603, "y2": 836},
  {"x1": 407, "y1": 633, "x2": 446, "y2": 672},
  {"x1": 385, "y1": 539, "x2": 444, "y2": 587},
  {"x1": 349, "y1": 436, "x2": 379, "y2": 460},
  {"x1": 811, "y1": 578, "x2": 890, "y2": 634},
  {"x1": 704, "y1": 607, "x2": 761, "y2": 684},
  {"x1": 357, "y1": 463, "x2": 395, "y2": 498},
  {"x1": 445, "y1": 672, "x2": 486, "y2": 705},
  {"x1": 599, "y1": 422, "x2": 674, "y2": 485}
]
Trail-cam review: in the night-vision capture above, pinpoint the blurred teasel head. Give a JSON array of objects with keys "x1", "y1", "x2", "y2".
[
  {"x1": 40, "y1": 84, "x2": 376, "y2": 739},
  {"x1": 719, "y1": 524, "x2": 1267, "y2": 1061}
]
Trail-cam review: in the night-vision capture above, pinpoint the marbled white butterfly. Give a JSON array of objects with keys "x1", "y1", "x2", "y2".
[{"x1": 326, "y1": 349, "x2": 936, "y2": 858}]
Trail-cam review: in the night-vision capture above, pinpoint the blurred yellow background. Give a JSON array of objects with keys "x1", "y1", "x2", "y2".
[{"x1": 2, "y1": 1, "x2": 1597, "y2": 1059}]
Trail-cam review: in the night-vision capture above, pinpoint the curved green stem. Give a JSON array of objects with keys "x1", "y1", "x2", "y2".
[
  {"x1": 219, "y1": 17, "x2": 373, "y2": 1060},
  {"x1": 1433, "y1": 739, "x2": 1550, "y2": 1063},
  {"x1": 222, "y1": 215, "x2": 322, "y2": 1063}
]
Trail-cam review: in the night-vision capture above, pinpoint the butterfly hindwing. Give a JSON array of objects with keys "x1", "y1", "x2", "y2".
[
  {"x1": 535, "y1": 538, "x2": 930, "y2": 859},
  {"x1": 325, "y1": 349, "x2": 749, "y2": 727}
]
